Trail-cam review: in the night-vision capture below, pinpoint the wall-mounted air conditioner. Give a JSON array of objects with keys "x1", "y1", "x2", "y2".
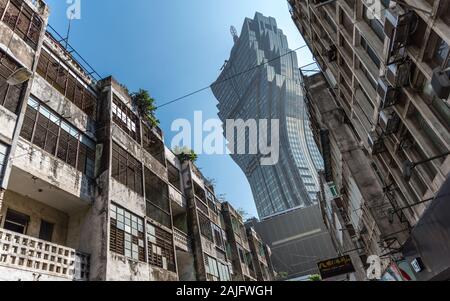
[
  {"x1": 377, "y1": 77, "x2": 398, "y2": 109},
  {"x1": 325, "y1": 45, "x2": 337, "y2": 62},
  {"x1": 431, "y1": 67, "x2": 450, "y2": 100},
  {"x1": 386, "y1": 62, "x2": 409, "y2": 88},
  {"x1": 368, "y1": 131, "x2": 384, "y2": 155},
  {"x1": 379, "y1": 108, "x2": 400, "y2": 135}
]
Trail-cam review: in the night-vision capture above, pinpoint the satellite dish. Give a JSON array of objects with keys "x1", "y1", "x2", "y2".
[{"x1": 7, "y1": 67, "x2": 33, "y2": 86}]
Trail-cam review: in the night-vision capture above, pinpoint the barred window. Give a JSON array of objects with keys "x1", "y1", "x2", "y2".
[
  {"x1": 109, "y1": 204, "x2": 145, "y2": 262},
  {"x1": 0, "y1": 50, "x2": 26, "y2": 114},
  {"x1": 198, "y1": 212, "x2": 213, "y2": 242},
  {"x1": 0, "y1": 142, "x2": 8, "y2": 180},
  {"x1": 142, "y1": 123, "x2": 165, "y2": 165},
  {"x1": 0, "y1": 0, "x2": 43, "y2": 49},
  {"x1": 144, "y1": 167, "x2": 171, "y2": 228},
  {"x1": 111, "y1": 141, "x2": 143, "y2": 195},
  {"x1": 112, "y1": 96, "x2": 140, "y2": 143},
  {"x1": 20, "y1": 97, "x2": 96, "y2": 177},
  {"x1": 147, "y1": 223, "x2": 175, "y2": 272},
  {"x1": 36, "y1": 49, "x2": 97, "y2": 118}
]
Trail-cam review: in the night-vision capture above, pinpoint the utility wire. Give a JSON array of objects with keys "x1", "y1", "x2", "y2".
[{"x1": 156, "y1": 44, "x2": 309, "y2": 109}]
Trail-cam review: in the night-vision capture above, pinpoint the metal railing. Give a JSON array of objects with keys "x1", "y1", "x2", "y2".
[{"x1": 0, "y1": 228, "x2": 90, "y2": 281}]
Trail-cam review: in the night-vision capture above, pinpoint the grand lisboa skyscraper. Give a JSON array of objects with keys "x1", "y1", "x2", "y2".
[{"x1": 212, "y1": 13, "x2": 324, "y2": 219}]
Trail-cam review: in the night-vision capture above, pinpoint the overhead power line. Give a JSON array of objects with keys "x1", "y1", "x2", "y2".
[{"x1": 156, "y1": 44, "x2": 309, "y2": 109}]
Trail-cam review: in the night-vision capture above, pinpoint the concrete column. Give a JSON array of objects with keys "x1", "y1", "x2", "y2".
[{"x1": 0, "y1": 188, "x2": 5, "y2": 224}]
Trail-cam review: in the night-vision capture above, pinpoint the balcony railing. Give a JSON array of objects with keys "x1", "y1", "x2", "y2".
[
  {"x1": 0, "y1": 229, "x2": 90, "y2": 281},
  {"x1": 173, "y1": 228, "x2": 191, "y2": 252}
]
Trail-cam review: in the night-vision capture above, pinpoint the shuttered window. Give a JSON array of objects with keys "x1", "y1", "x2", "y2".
[
  {"x1": 20, "y1": 97, "x2": 96, "y2": 177},
  {"x1": 0, "y1": 49, "x2": 26, "y2": 114},
  {"x1": 0, "y1": 0, "x2": 43, "y2": 49},
  {"x1": 111, "y1": 142, "x2": 143, "y2": 195},
  {"x1": 36, "y1": 49, "x2": 97, "y2": 119},
  {"x1": 109, "y1": 203, "x2": 145, "y2": 262},
  {"x1": 147, "y1": 223, "x2": 175, "y2": 272}
]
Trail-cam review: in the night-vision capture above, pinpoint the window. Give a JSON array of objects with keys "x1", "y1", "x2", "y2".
[
  {"x1": 20, "y1": 97, "x2": 96, "y2": 177},
  {"x1": 212, "y1": 223, "x2": 224, "y2": 249},
  {"x1": 167, "y1": 162, "x2": 181, "y2": 191},
  {"x1": 198, "y1": 212, "x2": 213, "y2": 241},
  {"x1": 0, "y1": 0, "x2": 43, "y2": 49},
  {"x1": 3, "y1": 209, "x2": 29, "y2": 234},
  {"x1": 145, "y1": 167, "x2": 171, "y2": 228},
  {"x1": 111, "y1": 142, "x2": 143, "y2": 195},
  {"x1": 363, "y1": 5, "x2": 385, "y2": 41},
  {"x1": 109, "y1": 204, "x2": 145, "y2": 262},
  {"x1": 147, "y1": 223, "x2": 176, "y2": 272},
  {"x1": 0, "y1": 142, "x2": 8, "y2": 179},
  {"x1": 112, "y1": 96, "x2": 140, "y2": 142},
  {"x1": 38, "y1": 220, "x2": 54, "y2": 242},
  {"x1": 361, "y1": 36, "x2": 381, "y2": 68},
  {"x1": 36, "y1": 49, "x2": 97, "y2": 118},
  {"x1": 218, "y1": 261, "x2": 231, "y2": 281},
  {"x1": 204, "y1": 254, "x2": 219, "y2": 281},
  {"x1": 142, "y1": 123, "x2": 165, "y2": 165},
  {"x1": 237, "y1": 246, "x2": 245, "y2": 264},
  {"x1": 0, "y1": 50, "x2": 26, "y2": 114}
]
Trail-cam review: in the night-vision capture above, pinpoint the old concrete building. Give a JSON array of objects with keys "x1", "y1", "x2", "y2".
[
  {"x1": 221, "y1": 201, "x2": 257, "y2": 281},
  {"x1": 289, "y1": 0, "x2": 450, "y2": 280},
  {"x1": 245, "y1": 226, "x2": 275, "y2": 281},
  {"x1": 0, "y1": 0, "x2": 274, "y2": 282}
]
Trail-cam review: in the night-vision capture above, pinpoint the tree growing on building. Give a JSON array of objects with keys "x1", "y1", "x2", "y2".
[
  {"x1": 131, "y1": 89, "x2": 159, "y2": 128},
  {"x1": 173, "y1": 146, "x2": 198, "y2": 163}
]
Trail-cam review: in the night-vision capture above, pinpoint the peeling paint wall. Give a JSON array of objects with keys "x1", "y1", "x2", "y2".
[{"x1": 0, "y1": 107, "x2": 17, "y2": 143}]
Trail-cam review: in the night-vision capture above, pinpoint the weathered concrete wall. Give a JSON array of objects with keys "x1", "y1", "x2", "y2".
[
  {"x1": 0, "y1": 106, "x2": 17, "y2": 144},
  {"x1": 30, "y1": 75, "x2": 96, "y2": 136},
  {"x1": 0, "y1": 24, "x2": 35, "y2": 70},
  {"x1": 109, "y1": 178, "x2": 145, "y2": 217},
  {"x1": 0, "y1": 190, "x2": 68, "y2": 245},
  {"x1": 0, "y1": 266, "x2": 69, "y2": 281},
  {"x1": 12, "y1": 139, "x2": 95, "y2": 204},
  {"x1": 176, "y1": 250, "x2": 197, "y2": 281}
]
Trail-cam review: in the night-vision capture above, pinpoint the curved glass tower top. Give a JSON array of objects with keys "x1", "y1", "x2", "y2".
[{"x1": 212, "y1": 13, "x2": 324, "y2": 219}]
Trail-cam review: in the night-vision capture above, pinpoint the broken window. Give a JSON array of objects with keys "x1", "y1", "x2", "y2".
[
  {"x1": 147, "y1": 223, "x2": 175, "y2": 272},
  {"x1": 109, "y1": 203, "x2": 145, "y2": 262},
  {"x1": 4, "y1": 209, "x2": 29, "y2": 234},
  {"x1": 144, "y1": 167, "x2": 171, "y2": 228},
  {"x1": 142, "y1": 123, "x2": 165, "y2": 165},
  {"x1": 36, "y1": 49, "x2": 97, "y2": 118},
  {"x1": 167, "y1": 162, "x2": 181, "y2": 191},
  {"x1": 111, "y1": 142, "x2": 143, "y2": 195},
  {"x1": 20, "y1": 97, "x2": 96, "y2": 177},
  {"x1": 112, "y1": 96, "x2": 140, "y2": 143},
  {"x1": 0, "y1": 0, "x2": 43, "y2": 49},
  {"x1": 0, "y1": 49, "x2": 26, "y2": 114},
  {"x1": 0, "y1": 142, "x2": 8, "y2": 180},
  {"x1": 198, "y1": 212, "x2": 213, "y2": 242},
  {"x1": 38, "y1": 220, "x2": 54, "y2": 242}
]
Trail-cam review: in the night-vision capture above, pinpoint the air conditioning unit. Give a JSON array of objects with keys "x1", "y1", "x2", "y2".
[
  {"x1": 368, "y1": 131, "x2": 384, "y2": 155},
  {"x1": 384, "y1": 7, "x2": 412, "y2": 43},
  {"x1": 377, "y1": 77, "x2": 398, "y2": 109},
  {"x1": 325, "y1": 45, "x2": 337, "y2": 62},
  {"x1": 431, "y1": 67, "x2": 450, "y2": 100},
  {"x1": 386, "y1": 62, "x2": 409, "y2": 88},
  {"x1": 379, "y1": 108, "x2": 400, "y2": 135}
]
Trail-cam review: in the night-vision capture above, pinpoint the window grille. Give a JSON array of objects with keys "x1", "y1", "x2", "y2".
[
  {"x1": 0, "y1": 50, "x2": 26, "y2": 113},
  {"x1": 112, "y1": 96, "x2": 140, "y2": 142},
  {"x1": 147, "y1": 223, "x2": 175, "y2": 272},
  {"x1": 111, "y1": 141, "x2": 143, "y2": 195}
]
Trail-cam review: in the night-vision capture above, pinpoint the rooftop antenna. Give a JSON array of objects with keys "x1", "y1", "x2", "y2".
[
  {"x1": 64, "y1": 8, "x2": 77, "y2": 49},
  {"x1": 230, "y1": 26, "x2": 239, "y2": 44}
]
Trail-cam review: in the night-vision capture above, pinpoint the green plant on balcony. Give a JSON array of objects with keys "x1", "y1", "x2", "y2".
[
  {"x1": 173, "y1": 146, "x2": 198, "y2": 163},
  {"x1": 309, "y1": 274, "x2": 322, "y2": 281},
  {"x1": 131, "y1": 88, "x2": 160, "y2": 128}
]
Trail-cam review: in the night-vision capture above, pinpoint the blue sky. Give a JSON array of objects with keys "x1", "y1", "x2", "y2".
[{"x1": 45, "y1": 0, "x2": 315, "y2": 218}]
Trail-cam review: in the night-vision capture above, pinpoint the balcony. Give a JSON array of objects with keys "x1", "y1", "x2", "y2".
[
  {"x1": 0, "y1": 229, "x2": 90, "y2": 281},
  {"x1": 173, "y1": 228, "x2": 191, "y2": 253},
  {"x1": 169, "y1": 185, "x2": 186, "y2": 209}
]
